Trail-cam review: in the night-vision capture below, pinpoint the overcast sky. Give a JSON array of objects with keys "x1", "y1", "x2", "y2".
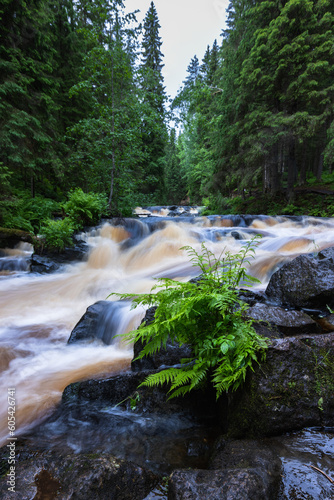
[{"x1": 125, "y1": 0, "x2": 230, "y2": 98}]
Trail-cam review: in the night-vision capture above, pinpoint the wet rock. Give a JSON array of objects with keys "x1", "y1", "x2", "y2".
[
  {"x1": 247, "y1": 303, "x2": 320, "y2": 335},
  {"x1": 68, "y1": 301, "x2": 124, "y2": 345},
  {"x1": 31, "y1": 240, "x2": 89, "y2": 273},
  {"x1": 131, "y1": 307, "x2": 193, "y2": 371},
  {"x1": 265, "y1": 246, "x2": 334, "y2": 310},
  {"x1": 226, "y1": 333, "x2": 334, "y2": 438},
  {"x1": 62, "y1": 370, "x2": 218, "y2": 421},
  {"x1": 168, "y1": 438, "x2": 281, "y2": 500},
  {"x1": 30, "y1": 254, "x2": 61, "y2": 273},
  {"x1": 0, "y1": 257, "x2": 30, "y2": 272},
  {"x1": 0, "y1": 446, "x2": 158, "y2": 500},
  {"x1": 0, "y1": 227, "x2": 35, "y2": 249}
]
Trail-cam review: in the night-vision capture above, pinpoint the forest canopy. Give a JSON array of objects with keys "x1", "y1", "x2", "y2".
[{"x1": 0, "y1": 0, "x2": 333, "y2": 229}]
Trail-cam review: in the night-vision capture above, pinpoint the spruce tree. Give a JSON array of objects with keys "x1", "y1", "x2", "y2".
[
  {"x1": 68, "y1": 0, "x2": 144, "y2": 214},
  {"x1": 0, "y1": 0, "x2": 61, "y2": 197},
  {"x1": 139, "y1": 1, "x2": 167, "y2": 195}
]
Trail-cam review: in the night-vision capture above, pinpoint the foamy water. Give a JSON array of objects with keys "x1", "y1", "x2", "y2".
[{"x1": 1, "y1": 214, "x2": 334, "y2": 445}]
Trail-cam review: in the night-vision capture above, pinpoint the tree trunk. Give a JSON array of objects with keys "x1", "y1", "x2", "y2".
[{"x1": 287, "y1": 141, "x2": 296, "y2": 202}]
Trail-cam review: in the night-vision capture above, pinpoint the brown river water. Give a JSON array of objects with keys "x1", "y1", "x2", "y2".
[{"x1": 0, "y1": 212, "x2": 334, "y2": 496}]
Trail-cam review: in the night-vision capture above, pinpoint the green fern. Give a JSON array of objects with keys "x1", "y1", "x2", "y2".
[{"x1": 111, "y1": 238, "x2": 268, "y2": 399}]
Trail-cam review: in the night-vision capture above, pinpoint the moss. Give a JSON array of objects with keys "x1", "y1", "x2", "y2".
[
  {"x1": 0, "y1": 227, "x2": 36, "y2": 248},
  {"x1": 314, "y1": 351, "x2": 334, "y2": 399}
]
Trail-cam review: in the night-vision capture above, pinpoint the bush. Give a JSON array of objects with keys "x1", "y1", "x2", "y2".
[
  {"x1": 1, "y1": 191, "x2": 60, "y2": 233},
  {"x1": 62, "y1": 188, "x2": 108, "y2": 229},
  {"x1": 114, "y1": 239, "x2": 268, "y2": 399},
  {"x1": 40, "y1": 217, "x2": 74, "y2": 251}
]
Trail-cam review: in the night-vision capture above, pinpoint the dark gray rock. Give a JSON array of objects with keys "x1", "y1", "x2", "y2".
[
  {"x1": 31, "y1": 240, "x2": 89, "y2": 273},
  {"x1": 226, "y1": 333, "x2": 334, "y2": 438},
  {"x1": 168, "y1": 438, "x2": 281, "y2": 500},
  {"x1": 68, "y1": 300, "x2": 129, "y2": 345},
  {"x1": 247, "y1": 302, "x2": 320, "y2": 335},
  {"x1": 131, "y1": 307, "x2": 193, "y2": 371},
  {"x1": 62, "y1": 369, "x2": 218, "y2": 421},
  {"x1": 265, "y1": 246, "x2": 334, "y2": 309},
  {"x1": 0, "y1": 446, "x2": 158, "y2": 500},
  {"x1": 168, "y1": 463, "x2": 280, "y2": 500},
  {"x1": 30, "y1": 254, "x2": 60, "y2": 273}
]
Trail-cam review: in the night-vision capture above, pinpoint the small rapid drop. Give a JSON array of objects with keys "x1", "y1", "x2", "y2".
[{"x1": 0, "y1": 213, "x2": 334, "y2": 445}]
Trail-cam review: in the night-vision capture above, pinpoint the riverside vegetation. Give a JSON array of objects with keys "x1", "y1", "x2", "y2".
[
  {"x1": 1, "y1": 1, "x2": 334, "y2": 237},
  {"x1": 113, "y1": 240, "x2": 268, "y2": 399}
]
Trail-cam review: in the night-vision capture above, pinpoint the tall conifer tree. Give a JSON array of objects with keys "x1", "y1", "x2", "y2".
[{"x1": 139, "y1": 1, "x2": 167, "y2": 195}]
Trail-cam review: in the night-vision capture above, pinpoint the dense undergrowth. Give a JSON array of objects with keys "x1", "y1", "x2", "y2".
[
  {"x1": 0, "y1": 188, "x2": 108, "y2": 251},
  {"x1": 202, "y1": 173, "x2": 334, "y2": 217}
]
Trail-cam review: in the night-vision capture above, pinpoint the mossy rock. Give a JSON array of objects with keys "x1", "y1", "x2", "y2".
[
  {"x1": 0, "y1": 227, "x2": 36, "y2": 249},
  {"x1": 226, "y1": 334, "x2": 334, "y2": 438}
]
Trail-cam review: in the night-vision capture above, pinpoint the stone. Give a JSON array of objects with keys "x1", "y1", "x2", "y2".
[
  {"x1": 0, "y1": 447, "x2": 158, "y2": 500},
  {"x1": 68, "y1": 301, "x2": 125, "y2": 345},
  {"x1": 168, "y1": 437, "x2": 281, "y2": 500},
  {"x1": 31, "y1": 240, "x2": 89, "y2": 273},
  {"x1": 265, "y1": 246, "x2": 334, "y2": 310},
  {"x1": 247, "y1": 302, "x2": 320, "y2": 335},
  {"x1": 226, "y1": 333, "x2": 334, "y2": 437}
]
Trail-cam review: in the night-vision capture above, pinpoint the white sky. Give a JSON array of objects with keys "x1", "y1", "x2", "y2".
[{"x1": 125, "y1": 0, "x2": 230, "y2": 98}]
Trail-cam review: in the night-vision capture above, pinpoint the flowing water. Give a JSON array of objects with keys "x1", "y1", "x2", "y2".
[{"x1": 1, "y1": 212, "x2": 334, "y2": 495}]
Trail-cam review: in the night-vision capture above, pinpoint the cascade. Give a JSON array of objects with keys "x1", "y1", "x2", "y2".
[{"x1": 1, "y1": 213, "x2": 334, "y2": 452}]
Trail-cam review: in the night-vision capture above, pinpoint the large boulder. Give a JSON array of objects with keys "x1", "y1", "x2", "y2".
[
  {"x1": 0, "y1": 446, "x2": 158, "y2": 500},
  {"x1": 265, "y1": 246, "x2": 334, "y2": 309},
  {"x1": 225, "y1": 333, "x2": 334, "y2": 438},
  {"x1": 168, "y1": 439, "x2": 281, "y2": 500},
  {"x1": 168, "y1": 438, "x2": 281, "y2": 500}
]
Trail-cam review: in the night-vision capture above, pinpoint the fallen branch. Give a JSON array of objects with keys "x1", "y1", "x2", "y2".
[{"x1": 310, "y1": 465, "x2": 334, "y2": 484}]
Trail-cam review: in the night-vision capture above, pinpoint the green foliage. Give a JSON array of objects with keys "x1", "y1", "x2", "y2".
[
  {"x1": 40, "y1": 217, "x2": 74, "y2": 251},
  {"x1": 0, "y1": 163, "x2": 12, "y2": 195},
  {"x1": 113, "y1": 240, "x2": 267, "y2": 399},
  {"x1": 62, "y1": 188, "x2": 107, "y2": 229},
  {"x1": 1, "y1": 191, "x2": 60, "y2": 233}
]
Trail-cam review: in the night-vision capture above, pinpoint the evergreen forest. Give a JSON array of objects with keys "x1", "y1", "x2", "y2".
[{"x1": 1, "y1": 0, "x2": 334, "y2": 242}]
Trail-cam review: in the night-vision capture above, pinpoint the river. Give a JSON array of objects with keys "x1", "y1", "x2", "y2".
[{"x1": 0, "y1": 212, "x2": 334, "y2": 496}]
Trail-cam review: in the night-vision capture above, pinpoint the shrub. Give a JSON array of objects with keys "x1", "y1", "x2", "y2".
[
  {"x1": 1, "y1": 191, "x2": 60, "y2": 233},
  {"x1": 40, "y1": 217, "x2": 74, "y2": 251},
  {"x1": 62, "y1": 188, "x2": 108, "y2": 229},
  {"x1": 113, "y1": 239, "x2": 268, "y2": 399}
]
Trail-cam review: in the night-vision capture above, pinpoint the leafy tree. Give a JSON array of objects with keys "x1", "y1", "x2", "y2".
[
  {"x1": 211, "y1": 0, "x2": 334, "y2": 200},
  {"x1": 163, "y1": 129, "x2": 186, "y2": 204}
]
